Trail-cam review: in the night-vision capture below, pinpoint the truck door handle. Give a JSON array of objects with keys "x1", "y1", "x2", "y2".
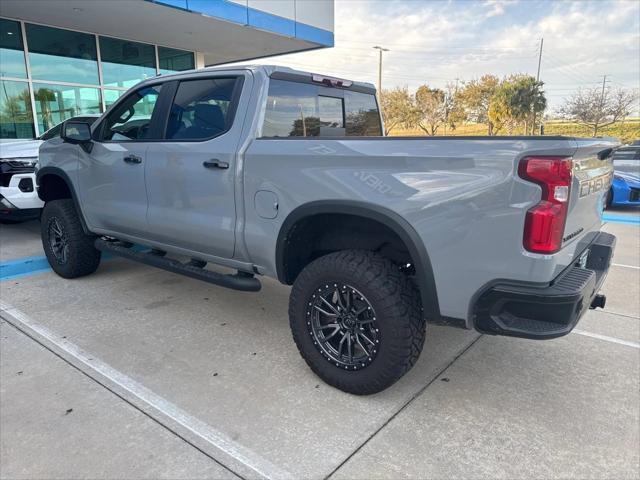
[
  {"x1": 123, "y1": 154, "x2": 142, "y2": 164},
  {"x1": 203, "y1": 159, "x2": 229, "y2": 170}
]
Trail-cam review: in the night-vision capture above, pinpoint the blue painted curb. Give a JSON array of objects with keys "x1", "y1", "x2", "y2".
[{"x1": 603, "y1": 214, "x2": 640, "y2": 225}]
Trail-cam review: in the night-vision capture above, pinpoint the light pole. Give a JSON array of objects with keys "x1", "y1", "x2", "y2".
[{"x1": 373, "y1": 46, "x2": 389, "y2": 97}]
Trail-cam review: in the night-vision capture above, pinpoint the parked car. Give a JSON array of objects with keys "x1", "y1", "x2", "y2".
[
  {"x1": 36, "y1": 65, "x2": 617, "y2": 394},
  {"x1": 0, "y1": 115, "x2": 99, "y2": 223},
  {"x1": 607, "y1": 141, "x2": 640, "y2": 207}
]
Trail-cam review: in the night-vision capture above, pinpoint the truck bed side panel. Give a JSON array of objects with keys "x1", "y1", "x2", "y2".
[{"x1": 243, "y1": 137, "x2": 591, "y2": 323}]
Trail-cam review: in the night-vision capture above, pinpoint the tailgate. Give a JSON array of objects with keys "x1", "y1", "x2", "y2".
[{"x1": 563, "y1": 138, "x2": 617, "y2": 248}]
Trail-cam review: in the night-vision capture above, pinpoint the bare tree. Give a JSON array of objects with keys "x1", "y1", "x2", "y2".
[
  {"x1": 414, "y1": 85, "x2": 446, "y2": 136},
  {"x1": 379, "y1": 87, "x2": 417, "y2": 135},
  {"x1": 560, "y1": 87, "x2": 638, "y2": 137}
]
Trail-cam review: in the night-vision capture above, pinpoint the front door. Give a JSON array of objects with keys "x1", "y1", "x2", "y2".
[
  {"x1": 144, "y1": 75, "x2": 247, "y2": 259},
  {"x1": 78, "y1": 84, "x2": 164, "y2": 237}
]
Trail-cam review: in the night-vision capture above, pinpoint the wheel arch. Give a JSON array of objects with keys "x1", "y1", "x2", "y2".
[
  {"x1": 276, "y1": 200, "x2": 441, "y2": 321},
  {"x1": 36, "y1": 167, "x2": 90, "y2": 233}
]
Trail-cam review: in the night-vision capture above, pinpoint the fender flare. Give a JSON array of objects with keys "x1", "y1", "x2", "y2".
[
  {"x1": 276, "y1": 200, "x2": 441, "y2": 321},
  {"x1": 36, "y1": 167, "x2": 90, "y2": 234}
]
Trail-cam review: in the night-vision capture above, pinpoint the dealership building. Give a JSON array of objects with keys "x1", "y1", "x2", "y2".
[{"x1": 0, "y1": 0, "x2": 334, "y2": 139}]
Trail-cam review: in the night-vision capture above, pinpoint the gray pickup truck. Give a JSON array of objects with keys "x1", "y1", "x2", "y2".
[{"x1": 36, "y1": 65, "x2": 618, "y2": 394}]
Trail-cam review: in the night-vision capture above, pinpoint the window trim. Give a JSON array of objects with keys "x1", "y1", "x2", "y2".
[{"x1": 159, "y1": 75, "x2": 244, "y2": 143}]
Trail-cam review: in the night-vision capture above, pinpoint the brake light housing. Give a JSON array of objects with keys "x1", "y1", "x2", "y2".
[{"x1": 518, "y1": 156, "x2": 573, "y2": 254}]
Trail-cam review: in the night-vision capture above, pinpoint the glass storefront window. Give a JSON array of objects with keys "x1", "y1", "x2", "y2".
[
  {"x1": 0, "y1": 19, "x2": 27, "y2": 78},
  {"x1": 100, "y1": 36, "x2": 156, "y2": 88},
  {"x1": 104, "y1": 89, "x2": 124, "y2": 108},
  {"x1": 0, "y1": 80, "x2": 34, "y2": 139},
  {"x1": 158, "y1": 46, "x2": 195, "y2": 75},
  {"x1": 0, "y1": 19, "x2": 194, "y2": 138},
  {"x1": 32, "y1": 82, "x2": 101, "y2": 133},
  {"x1": 26, "y1": 23, "x2": 99, "y2": 85}
]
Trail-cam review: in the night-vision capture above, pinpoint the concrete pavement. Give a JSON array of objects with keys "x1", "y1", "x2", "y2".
[{"x1": 1, "y1": 215, "x2": 638, "y2": 479}]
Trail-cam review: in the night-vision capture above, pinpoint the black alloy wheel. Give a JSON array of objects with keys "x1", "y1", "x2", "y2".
[
  {"x1": 48, "y1": 217, "x2": 69, "y2": 264},
  {"x1": 307, "y1": 283, "x2": 380, "y2": 370}
]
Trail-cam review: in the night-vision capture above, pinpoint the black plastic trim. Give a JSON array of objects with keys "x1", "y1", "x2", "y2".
[
  {"x1": 275, "y1": 200, "x2": 441, "y2": 321},
  {"x1": 36, "y1": 167, "x2": 90, "y2": 234},
  {"x1": 269, "y1": 71, "x2": 376, "y2": 94},
  {"x1": 472, "y1": 231, "x2": 616, "y2": 339}
]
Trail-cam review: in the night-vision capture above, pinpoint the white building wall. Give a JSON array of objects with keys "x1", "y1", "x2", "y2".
[
  {"x1": 294, "y1": 0, "x2": 334, "y2": 32},
  {"x1": 227, "y1": 0, "x2": 334, "y2": 32}
]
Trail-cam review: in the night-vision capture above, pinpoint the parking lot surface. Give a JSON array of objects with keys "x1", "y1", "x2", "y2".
[{"x1": 1, "y1": 208, "x2": 638, "y2": 479}]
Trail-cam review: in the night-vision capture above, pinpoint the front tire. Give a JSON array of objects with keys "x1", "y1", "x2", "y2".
[
  {"x1": 289, "y1": 250, "x2": 425, "y2": 395},
  {"x1": 41, "y1": 199, "x2": 101, "y2": 278}
]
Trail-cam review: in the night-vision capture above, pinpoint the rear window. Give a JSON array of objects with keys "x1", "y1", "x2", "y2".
[{"x1": 262, "y1": 79, "x2": 382, "y2": 138}]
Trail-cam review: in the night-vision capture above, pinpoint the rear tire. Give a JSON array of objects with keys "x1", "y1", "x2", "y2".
[
  {"x1": 41, "y1": 199, "x2": 101, "y2": 278},
  {"x1": 289, "y1": 250, "x2": 425, "y2": 395}
]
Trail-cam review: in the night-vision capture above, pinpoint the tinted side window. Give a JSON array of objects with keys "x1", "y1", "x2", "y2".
[
  {"x1": 98, "y1": 85, "x2": 162, "y2": 141},
  {"x1": 165, "y1": 77, "x2": 238, "y2": 140},
  {"x1": 344, "y1": 91, "x2": 382, "y2": 136},
  {"x1": 263, "y1": 79, "x2": 382, "y2": 137}
]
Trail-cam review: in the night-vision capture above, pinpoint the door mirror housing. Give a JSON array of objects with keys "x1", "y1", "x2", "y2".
[{"x1": 62, "y1": 121, "x2": 92, "y2": 144}]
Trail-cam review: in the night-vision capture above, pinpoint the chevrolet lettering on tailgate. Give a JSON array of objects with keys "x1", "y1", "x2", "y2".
[{"x1": 579, "y1": 171, "x2": 613, "y2": 198}]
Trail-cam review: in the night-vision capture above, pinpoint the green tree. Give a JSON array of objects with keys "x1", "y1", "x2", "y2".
[
  {"x1": 488, "y1": 83, "x2": 518, "y2": 134},
  {"x1": 379, "y1": 87, "x2": 417, "y2": 135},
  {"x1": 457, "y1": 75, "x2": 500, "y2": 134},
  {"x1": 509, "y1": 75, "x2": 546, "y2": 134},
  {"x1": 488, "y1": 75, "x2": 547, "y2": 135}
]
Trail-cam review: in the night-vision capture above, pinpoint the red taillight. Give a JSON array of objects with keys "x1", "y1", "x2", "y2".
[{"x1": 518, "y1": 156, "x2": 573, "y2": 254}]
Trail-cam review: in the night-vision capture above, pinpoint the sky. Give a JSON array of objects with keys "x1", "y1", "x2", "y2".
[{"x1": 249, "y1": 0, "x2": 640, "y2": 115}]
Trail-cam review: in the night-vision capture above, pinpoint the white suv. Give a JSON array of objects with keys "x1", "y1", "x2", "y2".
[{"x1": 0, "y1": 115, "x2": 99, "y2": 223}]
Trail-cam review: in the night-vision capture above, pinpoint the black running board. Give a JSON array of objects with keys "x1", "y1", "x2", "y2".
[{"x1": 95, "y1": 238, "x2": 261, "y2": 292}]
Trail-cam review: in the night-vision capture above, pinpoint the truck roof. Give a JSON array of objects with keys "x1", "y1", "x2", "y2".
[{"x1": 139, "y1": 64, "x2": 377, "y2": 93}]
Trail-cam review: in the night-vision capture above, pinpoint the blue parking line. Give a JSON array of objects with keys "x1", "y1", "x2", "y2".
[
  {"x1": 1, "y1": 246, "x2": 149, "y2": 281},
  {"x1": 1, "y1": 256, "x2": 51, "y2": 280},
  {"x1": 602, "y1": 214, "x2": 640, "y2": 226}
]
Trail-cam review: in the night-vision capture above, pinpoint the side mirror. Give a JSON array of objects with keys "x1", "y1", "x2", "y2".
[{"x1": 62, "y1": 121, "x2": 92, "y2": 144}]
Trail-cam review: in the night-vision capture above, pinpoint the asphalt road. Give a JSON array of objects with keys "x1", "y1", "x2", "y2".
[{"x1": 1, "y1": 208, "x2": 638, "y2": 479}]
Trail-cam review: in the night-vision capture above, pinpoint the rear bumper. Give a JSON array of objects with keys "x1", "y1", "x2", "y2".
[{"x1": 473, "y1": 231, "x2": 616, "y2": 339}]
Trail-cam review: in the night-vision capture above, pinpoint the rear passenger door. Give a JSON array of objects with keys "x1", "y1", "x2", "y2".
[{"x1": 144, "y1": 73, "x2": 248, "y2": 259}]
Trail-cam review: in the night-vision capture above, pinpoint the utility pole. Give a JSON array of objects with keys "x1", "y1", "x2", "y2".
[
  {"x1": 536, "y1": 38, "x2": 544, "y2": 82},
  {"x1": 533, "y1": 38, "x2": 544, "y2": 135},
  {"x1": 600, "y1": 74, "x2": 609, "y2": 105},
  {"x1": 373, "y1": 46, "x2": 389, "y2": 97},
  {"x1": 597, "y1": 75, "x2": 610, "y2": 136}
]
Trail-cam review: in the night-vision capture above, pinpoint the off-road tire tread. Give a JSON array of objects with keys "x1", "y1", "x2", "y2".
[
  {"x1": 289, "y1": 250, "x2": 425, "y2": 395},
  {"x1": 41, "y1": 199, "x2": 101, "y2": 278}
]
